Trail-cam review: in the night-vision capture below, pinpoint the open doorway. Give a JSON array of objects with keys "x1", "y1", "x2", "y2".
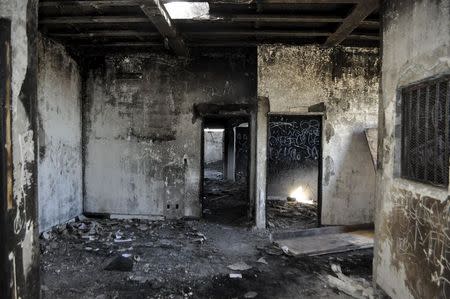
[
  {"x1": 267, "y1": 115, "x2": 322, "y2": 230},
  {"x1": 201, "y1": 116, "x2": 250, "y2": 226}
]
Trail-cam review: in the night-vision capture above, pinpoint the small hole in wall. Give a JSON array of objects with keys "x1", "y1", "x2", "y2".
[
  {"x1": 176, "y1": 204, "x2": 179, "y2": 209},
  {"x1": 167, "y1": 204, "x2": 170, "y2": 209}
]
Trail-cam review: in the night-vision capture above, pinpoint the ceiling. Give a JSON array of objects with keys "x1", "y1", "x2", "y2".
[{"x1": 38, "y1": 0, "x2": 380, "y2": 56}]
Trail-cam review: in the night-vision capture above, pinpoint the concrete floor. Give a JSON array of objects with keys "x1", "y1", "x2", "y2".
[{"x1": 40, "y1": 215, "x2": 375, "y2": 299}]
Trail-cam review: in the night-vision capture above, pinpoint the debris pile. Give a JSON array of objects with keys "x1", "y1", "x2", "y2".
[{"x1": 267, "y1": 199, "x2": 318, "y2": 230}]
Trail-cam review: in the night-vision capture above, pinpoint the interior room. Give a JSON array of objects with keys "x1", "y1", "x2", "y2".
[{"x1": 1, "y1": 0, "x2": 449, "y2": 298}]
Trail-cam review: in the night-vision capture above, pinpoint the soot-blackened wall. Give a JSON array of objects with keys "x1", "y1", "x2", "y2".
[
  {"x1": 374, "y1": 1, "x2": 450, "y2": 298},
  {"x1": 258, "y1": 45, "x2": 380, "y2": 225},
  {"x1": 0, "y1": 0, "x2": 40, "y2": 296},
  {"x1": 268, "y1": 115, "x2": 321, "y2": 203},
  {"x1": 83, "y1": 49, "x2": 257, "y2": 219},
  {"x1": 37, "y1": 35, "x2": 83, "y2": 232}
]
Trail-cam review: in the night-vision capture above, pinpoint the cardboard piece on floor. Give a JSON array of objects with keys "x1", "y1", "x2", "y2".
[{"x1": 274, "y1": 230, "x2": 374, "y2": 256}]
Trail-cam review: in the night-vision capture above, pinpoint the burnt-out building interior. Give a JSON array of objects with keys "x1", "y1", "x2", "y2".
[{"x1": 1, "y1": 0, "x2": 449, "y2": 298}]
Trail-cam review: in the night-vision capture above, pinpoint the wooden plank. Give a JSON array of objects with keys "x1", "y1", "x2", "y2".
[
  {"x1": 274, "y1": 230, "x2": 374, "y2": 256},
  {"x1": 40, "y1": 16, "x2": 151, "y2": 24},
  {"x1": 140, "y1": 0, "x2": 187, "y2": 56},
  {"x1": 46, "y1": 30, "x2": 160, "y2": 38},
  {"x1": 39, "y1": 0, "x2": 146, "y2": 7},
  {"x1": 324, "y1": 0, "x2": 379, "y2": 46}
]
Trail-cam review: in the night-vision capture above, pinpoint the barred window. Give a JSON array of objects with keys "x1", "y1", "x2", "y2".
[{"x1": 401, "y1": 75, "x2": 450, "y2": 187}]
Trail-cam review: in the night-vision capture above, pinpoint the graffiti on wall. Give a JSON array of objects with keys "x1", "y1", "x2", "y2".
[
  {"x1": 388, "y1": 187, "x2": 450, "y2": 298},
  {"x1": 235, "y1": 127, "x2": 249, "y2": 182},
  {"x1": 268, "y1": 116, "x2": 320, "y2": 171}
]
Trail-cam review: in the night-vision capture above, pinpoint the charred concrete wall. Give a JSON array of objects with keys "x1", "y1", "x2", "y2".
[
  {"x1": 37, "y1": 35, "x2": 82, "y2": 232},
  {"x1": 258, "y1": 45, "x2": 379, "y2": 225},
  {"x1": 374, "y1": 0, "x2": 450, "y2": 298},
  {"x1": 0, "y1": 0, "x2": 39, "y2": 297},
  {"x1": 83, "y1": 49, "x2": 256, "y2": 219}
]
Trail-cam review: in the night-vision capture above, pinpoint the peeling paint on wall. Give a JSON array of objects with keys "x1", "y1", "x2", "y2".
[
  {"x1": 0, "y1": 0, "x2": 40, "y2": 297},
  {"x1": 375, "y1": 0, "x2": 450, "y2": 298},
  {"x1": 37, "y1": 35, "x2": 83, "y2": 232}
]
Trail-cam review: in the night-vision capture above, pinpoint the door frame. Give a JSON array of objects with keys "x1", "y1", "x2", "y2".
[
  {"x1": 0, "y1": 17, "x2": 12, "y2": 299},
  {"x1": 200, "y1": 114, "x2": 252, "y2": 219},
  {"x1": 266, "y1": 112, "x2": 324, "y2": 227}
]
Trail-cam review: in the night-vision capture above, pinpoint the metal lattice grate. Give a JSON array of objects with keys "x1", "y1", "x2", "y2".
[{"x1": 401, "y1": 75, "x2": 450, "y2": 187}]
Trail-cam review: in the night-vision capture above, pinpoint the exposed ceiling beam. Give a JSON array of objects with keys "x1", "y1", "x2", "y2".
[
  {"x1": 324, "y1": 0, "x2": 379, "y2": 46},
  {"x1": 46, "y1": 30, "x2": 161, "y2": 38},
  {"x1": 140, "y1": 0, "x2": 187, "y2": 56},
  {"x1": 175, "y1": 15, "x2": 379, "y2": 27},
  {"x1": 39, "y1": 0, "x2": 146, "y2": 8},
  {"x1": 185, "y1": 30, "x2": 378, "y2": 40},
  {"x1": 77, "y1": 42, "x2": 163, "y2": 47},
  {"x1": 40, "y1": 16, "x2": 150, "y2": 24},
  {"x1": 164, "y1": 0, "x2": 361, "y2": 3},
  {"x1": 186, "y1": 30, "x2": 331, "y2": 38}
]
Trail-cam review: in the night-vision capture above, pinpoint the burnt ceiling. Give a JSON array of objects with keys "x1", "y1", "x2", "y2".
[{"x1": 38, "y1": 0, "x2": 380, "y2": 56}]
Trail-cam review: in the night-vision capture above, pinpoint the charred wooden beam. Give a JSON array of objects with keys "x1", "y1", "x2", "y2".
[
  {"x1": 140, "y1": 0, "x2": 187, "y2": 56},
  {"x1": 77, "y1": 42, "x2": 163, "y2": 47},
  {"x1": 46, "y1": 30, "x2": 160, "y2": 38},
  {"x1": 39, "y1": 0, "x2": 146, "y2": 8},
  {"x1": 164, "y1": 0, "x2": 361, "y2": 3},
  {"x1": 175, "y1": 14, "x2": 379, "y2": 27},
  {"x1": 324, "y1": 0, "x2": 379, "y2": 46},
  {"x1": 40, "y1": 16, "x2": 150, "y2": 24},
  {"x1": 185, "y1": 30, "x2": 331, "y2": 38}
]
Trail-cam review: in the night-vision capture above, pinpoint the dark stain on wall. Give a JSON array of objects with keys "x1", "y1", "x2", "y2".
[
  {"x1": 82, "y1": 48, "x2": 257, "y2": 218},
  {"x1": 2, "y1": 0, "x2": 40, "y2": 297},
  {"x1": 384, "y1": 187, "x2": 450, "y2": 299}
]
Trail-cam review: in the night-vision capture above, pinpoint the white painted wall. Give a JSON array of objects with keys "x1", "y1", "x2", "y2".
[{"x1": 37, "y1": 36, "x2": 83, "y2": 232}]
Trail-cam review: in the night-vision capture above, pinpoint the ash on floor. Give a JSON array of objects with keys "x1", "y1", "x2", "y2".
[
  {"x1": 202, "y1": 177, "x2": 249, "y2": 227},
  {"x1": 40, "y1": 217, "x2": 378, "y2": 299},
  {"x1": 267, "y1": 200, "x2": 318, "y2": 231}
]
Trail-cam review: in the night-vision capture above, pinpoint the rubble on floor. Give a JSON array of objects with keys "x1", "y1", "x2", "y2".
[
  {"x1": 40, "y1": 217, "x2": 379, "y2": 299},
  {"x1": 203, "y1": 177, "x2": 249, "y2": 226},
  {"x1": 267, "y1": 199, "x2": 318, "y2": 230}
]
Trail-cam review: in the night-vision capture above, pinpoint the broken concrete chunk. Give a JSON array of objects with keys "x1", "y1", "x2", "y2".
[
  {"x1": 227, "y1": 262, "x2": 252, "y2": 271},
  {"x1": 114, "y1": 238, "x2": 132, "y2": 243},
  {"x1": 326, "y1": 263, "x2": 374, "y2": 299},
  {"x1": 257, "y1": 257, "x2": 268, "y2": 265},
  {"x1": 41, "y1": 231, "x2": 52, "y2": 240},
  {"x1": 244, "y1": 291, "x2": 258, "y2": 298},
  {"x1": 281, "y1": 245, "x2": 290, "y2": 255},
  {"x1": 104, "y1": 255, "x2": 134, "y2": 272}
]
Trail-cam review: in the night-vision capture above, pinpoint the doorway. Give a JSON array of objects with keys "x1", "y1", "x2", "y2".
[
  {"x1": 266, "y1": 115, "x2": 322, "y2": 230},
  {"x1": 201, "y1": 116, "x2": 250, "y2": 226}
]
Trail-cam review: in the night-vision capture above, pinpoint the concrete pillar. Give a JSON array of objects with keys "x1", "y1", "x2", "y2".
[
  {"x1": 249, "y1": 112, "x2": 257, "y2": 220},
  {"x1": 225, "y1": 127, "x2": 235, "y2": 181},
  {"x1": 255, "y1": 97, "x2": 270, "y2": 229}
]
